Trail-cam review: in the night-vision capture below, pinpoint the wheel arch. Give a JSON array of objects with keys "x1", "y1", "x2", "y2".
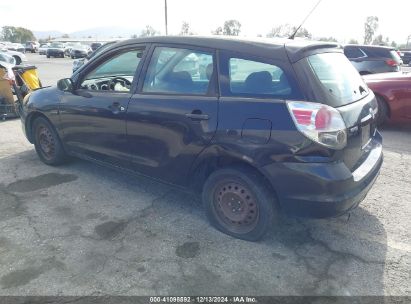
[
  {"x1": 189, "y1": 149, "x2": 280, "y2": 207},
  {"x1": 25, "y1": 111, "x2": 54, "y2": 143},
  {"x1": 374, "y1": 92, "x2": 391, "y2": 118}
]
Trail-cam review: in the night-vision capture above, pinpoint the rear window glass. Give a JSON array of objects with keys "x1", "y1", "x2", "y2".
[
  {"x1": 308, "y1": 53, "x2": 369, "y2": 106},
  {"x1": 344, "y1": 47, "x2": 365, "y2": 59},
  {"x1": 229, "y1": 58, "x2": 293, "y2": 97}
]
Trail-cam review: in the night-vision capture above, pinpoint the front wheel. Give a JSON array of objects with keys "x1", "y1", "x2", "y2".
[
  {"x1": 13, "y1": 56, "x2": 22, "y2": 65},
  {"x1": 202, "y1": 167, "x2": 277, "y2": 241},
  {"x1": 33, "y1": 117, "x2": 69, "y2": 165}
]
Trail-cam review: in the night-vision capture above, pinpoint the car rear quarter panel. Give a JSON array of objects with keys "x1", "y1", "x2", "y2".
[{"x1": 365, "y1": 79, "x2": 411, "y2": 122}]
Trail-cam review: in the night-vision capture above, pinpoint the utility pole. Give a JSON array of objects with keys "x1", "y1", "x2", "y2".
[
  {"x1": 407, "y1": 34, "x2": 411, "y2": 49},
  {"x1": 164, "y1": 0, "x2": 168, "y2": 36}
]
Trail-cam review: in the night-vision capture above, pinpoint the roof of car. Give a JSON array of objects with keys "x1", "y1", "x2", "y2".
[
  {"x1": 111, "y1": 36, "x2": 342, "y2": 62},
  {"x1": 345, "y1": 44, "x2": 395, "y2": 50}
]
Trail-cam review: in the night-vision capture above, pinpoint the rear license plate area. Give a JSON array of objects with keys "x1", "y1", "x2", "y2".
[{"x1": 361, "y1": 124, "x2": 371, "y2": 148}]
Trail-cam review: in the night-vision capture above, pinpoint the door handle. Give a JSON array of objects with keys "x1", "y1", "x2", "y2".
[
  {"x1": 185, "y1": 110, "x2": 209, "y2": 121},
  {"x1": 109, "y1": 102, "x2": 126, "y2": 114}
]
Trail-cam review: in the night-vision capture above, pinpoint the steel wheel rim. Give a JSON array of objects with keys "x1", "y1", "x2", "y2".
[
  {"x1": 37, "y1": 125, "x2": 55, "y2": 160},
  {"x1": 213, "y1": 181, "x2": 259, "y2": 234}
]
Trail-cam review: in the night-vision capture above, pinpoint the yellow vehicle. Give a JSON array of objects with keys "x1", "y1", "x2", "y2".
[{"x1": 0, "y1": 65, "x2": 42, "y2": 119}]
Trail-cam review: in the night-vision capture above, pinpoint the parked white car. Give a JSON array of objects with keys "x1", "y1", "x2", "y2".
[
  {"x1": 0, "y1": 54, "x2": 16, "y2": 82},
  {"x1": 38, "y1": 44, "x2": 49, "y2": 55},
  {"x1": 7, "y1": 43, "x2": 25, "y2": 53},
  {"x1": 0, "y1": 49, "x2": 27, "y2": 65}
]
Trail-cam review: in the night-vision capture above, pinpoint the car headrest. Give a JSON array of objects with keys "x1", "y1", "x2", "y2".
[
  {"x1": 245, "y1": 71, "x2": 273, "y2": 93},
  {"x1": 165, "y1": 71, "x2": 193, "y2": 86}
]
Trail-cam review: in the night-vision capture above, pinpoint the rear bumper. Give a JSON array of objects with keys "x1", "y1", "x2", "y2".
[{"x1": 261, "y1": 135, "x2": 383, "y2": 218}]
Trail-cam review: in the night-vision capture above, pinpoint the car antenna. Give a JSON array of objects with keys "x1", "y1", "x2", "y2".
[{"x1": 289, "y1": 0, "x2": 323, "y2": 40}]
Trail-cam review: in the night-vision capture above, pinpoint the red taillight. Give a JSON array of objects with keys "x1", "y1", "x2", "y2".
[
  {"x1": 292, "y1": 107, "x2": 332, "y2": 130},
  {"x1": 292, "y1": 109, "x2": 312, "y2": 126},
  {"x1": 386, "y1": 59, "x2": 398, "y2": 67},
  {"x1": 287, "y1": 101, "x2": 347, "y2": 150},
  {"x1": 315, "y1": 107, "x2": 332, "y2": 129}
]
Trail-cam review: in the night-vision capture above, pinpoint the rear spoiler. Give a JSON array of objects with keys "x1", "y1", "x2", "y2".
[{"x1": 286, "y1": 43, "x2": 343, "y2": 63}]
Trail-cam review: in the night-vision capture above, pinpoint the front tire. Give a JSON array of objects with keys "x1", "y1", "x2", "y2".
[
  {"x1": 202, "y1": 167, "x2": 277, "y2": 241},
  {"x1": 33, "y1": 117, "x2": 68, "y2": 165}
]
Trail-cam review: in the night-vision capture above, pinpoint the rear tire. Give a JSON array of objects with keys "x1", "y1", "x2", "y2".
[
  {"x1": 376, "y1": 95, "x2": 389, "y2": 126},
  {"x1": 33, "y1": 117, "x2": 69, "y2": 166},
  {"x1": 202, "y1": 167, "x2": 277, "y2": 241}
]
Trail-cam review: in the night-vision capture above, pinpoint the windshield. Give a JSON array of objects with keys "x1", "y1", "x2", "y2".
[
  {"x1": 50, "y1": 43, "x2": 63, "y2": 48},
  {"x1": 307, "y1": 52, "x2": 369, "y2": 106}
]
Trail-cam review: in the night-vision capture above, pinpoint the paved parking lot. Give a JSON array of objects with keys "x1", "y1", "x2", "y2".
[{"x1": 0, "y1": 53, "x2": 410, "y2": 296}]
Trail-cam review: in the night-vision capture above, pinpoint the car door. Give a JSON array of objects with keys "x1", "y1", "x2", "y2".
[
  {"x1": 59, "y1": 45, "x2": 147, "y2": 166},
  {"x1": 126, "y1": 45, "x2": 219, "y2": 185}
]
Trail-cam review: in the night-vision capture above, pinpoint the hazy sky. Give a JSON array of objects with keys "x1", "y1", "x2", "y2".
[{"x1": 1, "y1": 0, "x2": 410, "y2": 43}]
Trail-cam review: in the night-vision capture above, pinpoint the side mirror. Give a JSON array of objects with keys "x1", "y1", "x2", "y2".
[{"x1": 57, "y1": 78, "x2": 74, "y2": 92}]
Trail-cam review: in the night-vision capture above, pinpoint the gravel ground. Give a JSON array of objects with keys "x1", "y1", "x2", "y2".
[{"x1": 0, "y1": 53, "x2": 409, "y2": 296}]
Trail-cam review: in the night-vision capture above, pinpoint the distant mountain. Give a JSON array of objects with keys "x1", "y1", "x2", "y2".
[
  {"x1": 69, "y1": 26, "x2": 143, "y2": 38},
  {"x1": 34, "y1": 26, "x2": 144, "y2": 40},
  {"x1": 33, "y1": 30, "x2": 65, "y2": 39}
]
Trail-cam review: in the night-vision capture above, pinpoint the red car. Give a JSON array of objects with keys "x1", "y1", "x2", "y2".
[{"x1": 363, "y1": 72, "x2": 411, "y2": 124}]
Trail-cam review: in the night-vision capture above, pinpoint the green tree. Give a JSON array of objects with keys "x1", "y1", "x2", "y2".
[
  {"x1": 1, "y1": 26, "x2": 36, "y2": 43},
  {"x1": 317, "y1": 37, "x2": 338, "y2": 42},
  {"x1": 348, "y1": 39, "x2": 359, "y2": 44},
  {"x1": 62, "y1": 34, "x2": 70, "y2": 38},
  {"x1": 364, "y1": 16, "x2": 379, "y2": 44},
  {"x1": 212, "y1": 20, "x2": 241, "y2": 36},
  {"x1": 180, "y1": 21, "x2": 194, "y2": 35},
  {"x1": 267, "y1": 24, "x2": 312, "y2": 39},
  {"x1": 140, "y1": 25, "x2": 158, "y2": 37},
  {"x1": 211, "y1": 26, "x2": 223, "y2": 35},
  {"x1": 267, "y1": 24, "x2": 291, "y2": 38},
  {"x1": 223, "y1": 20, "x2": 241, "y2": 36}
]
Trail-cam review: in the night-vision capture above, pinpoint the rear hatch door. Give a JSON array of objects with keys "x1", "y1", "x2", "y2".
[{"x1": 292, "y1": 50, "x2": 378, "y2": 171}]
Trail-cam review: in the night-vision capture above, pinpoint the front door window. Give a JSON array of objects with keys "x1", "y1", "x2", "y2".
[{"x1": 80, "y1": 49, "x2": 144, "y2": 92}]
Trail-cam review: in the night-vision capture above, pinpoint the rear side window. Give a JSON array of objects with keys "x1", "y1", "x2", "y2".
[
  {"x1": 308, "y1": 52, "x2": 369, "y2": 106},
  {"x1": 143, "y1": 47, "x2": 214, "y2": 95},
  {"x1": 344, "y1": 47, "x2": 366, "y2": 59},
  {"x1": 228, "y1": 58, "x2": 292, "y2": 97}
]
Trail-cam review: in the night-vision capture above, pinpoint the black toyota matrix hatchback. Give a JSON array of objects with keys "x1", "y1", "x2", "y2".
[{"x1": 19, "y1": 36, "x2": 383, "y2": 241}]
